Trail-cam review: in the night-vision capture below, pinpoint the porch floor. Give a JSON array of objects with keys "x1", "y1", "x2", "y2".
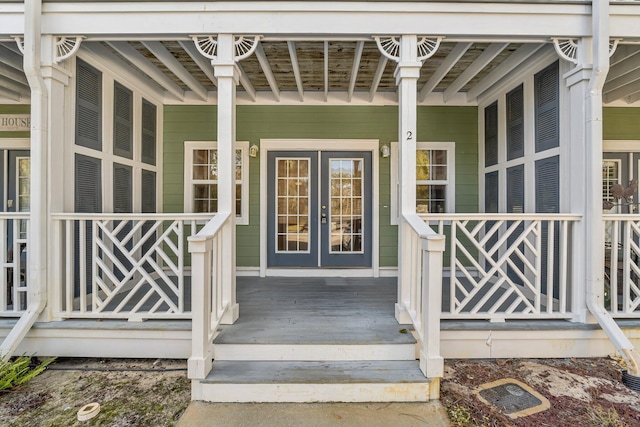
[{"x1": 217, "y1": 277, "x2": 415, "y2": 345}]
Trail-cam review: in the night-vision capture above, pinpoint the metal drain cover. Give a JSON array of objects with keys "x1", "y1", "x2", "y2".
[{"x1": 475, "y1": 378, "x2": 550, "y2": 419}]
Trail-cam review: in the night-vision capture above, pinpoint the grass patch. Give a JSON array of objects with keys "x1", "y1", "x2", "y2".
[
  {"x1": 0, "y1": 357, "x2": 55, "y2": 391},
  {"x1": 586, "y1": 405, "x2": 624, "y2": 427}
]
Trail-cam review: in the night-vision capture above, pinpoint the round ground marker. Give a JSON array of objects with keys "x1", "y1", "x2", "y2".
[{"x1": 77, "y1": 402, "x2": 100, "y2": 421}]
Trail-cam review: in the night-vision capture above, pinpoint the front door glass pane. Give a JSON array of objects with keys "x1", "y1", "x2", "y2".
[
  {"x1": 329, "y1": 158, "x2": 363, "y2": 253},
  {"x1": 276, "y1": 158, "x2": 310, "y2": 252}
]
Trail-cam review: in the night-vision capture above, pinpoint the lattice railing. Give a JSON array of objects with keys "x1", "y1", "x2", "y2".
[
  {"x1": 52, "y1": 213, "x2": 212, "y2": 321},
  {"x1": 421, "y1": 214, "x2": 580, "y2": 321},
  {"x1": 0, "y1": 213, "x2": 29, "y2": 316},
  {"x1": 604, "y1": 215, "x2": 640, "y2": 317}
]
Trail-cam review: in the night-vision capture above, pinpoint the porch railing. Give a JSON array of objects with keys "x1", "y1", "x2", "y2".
[
  {"x1": 187, "y1": 211, "x2": 233, "y2": 380},
  {"x1": 0, "y1": 213, "x2": 29, "y2": 316},
  {"x1": 421, "y1": 214, "x2": 580, "y2": 321},
  {"x1": 402, "y1": 213, "x2": 445, "y2": 379},
  {"x1": 603, "y1": 215, "x2": 640, "y2": 317},
  {"x1": 51, "y1": 213, "x2": 213, "y2": 321}
]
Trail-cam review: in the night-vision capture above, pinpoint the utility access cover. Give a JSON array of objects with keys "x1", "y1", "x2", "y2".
[{"x1": 475, "y1": 378, "x2": 550, "y2": 419}]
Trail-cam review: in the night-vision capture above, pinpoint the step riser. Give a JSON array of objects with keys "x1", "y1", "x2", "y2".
[
  {"x1": 214, "y1": 344, "x2": 417, "y2": 361},
  {"x1": 194, "y1": 383, "x2": 432, "y2": 403}
]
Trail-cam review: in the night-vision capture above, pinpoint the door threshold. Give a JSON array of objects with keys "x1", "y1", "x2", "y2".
[{"x1": 265, "y1": 268, "x2": 375, "y2": 278}]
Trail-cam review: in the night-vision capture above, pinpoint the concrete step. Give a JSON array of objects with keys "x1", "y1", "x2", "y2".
[
  {"x1": 213, "y1": 342, "x2": 417, "y2": 361},
  {"x1": 194, "y1": 360, "x2": 434, "y2": 403}
]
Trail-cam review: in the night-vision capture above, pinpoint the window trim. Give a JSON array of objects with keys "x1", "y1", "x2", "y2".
[
  {"x1": 390, "y1": 141, "x2": 456, "y2": 225},
  {"x1": 183, "y1": 140, "x2": 250, "y2": 225}
]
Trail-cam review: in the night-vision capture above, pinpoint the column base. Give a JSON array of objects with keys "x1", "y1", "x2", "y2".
[
  {"x1": 395, "y1": 303, "x2": 412, "y2": 325},
  {"x1": 222, "y1": 303, "x2": 240, "y2": 324}
]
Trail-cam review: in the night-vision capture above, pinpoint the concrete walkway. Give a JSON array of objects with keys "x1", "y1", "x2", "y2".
[{"x1": 177, "y1": 401, "x2": 451, "y2": 426}]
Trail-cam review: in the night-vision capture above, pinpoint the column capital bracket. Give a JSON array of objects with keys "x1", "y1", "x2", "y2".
[
  {"x1": 191, "y1": 35, "x2": 262, "y2": 62},
  {"x1": 552, "y1": 37, "x2": 623, "y2": 65},
  {"x1": 54, "y1": 36, "x2": 85, "y2": 64},
  {"x1": 374, "y1": 36, "x2": 443, "y2": 63}
]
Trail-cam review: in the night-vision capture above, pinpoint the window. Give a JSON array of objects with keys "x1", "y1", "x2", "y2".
[
  {"x1": 390, "y1": 141, "x2": 455, "y2": 223},
  {"x1": 184, "y1": 141, "x2": 249, "y2": 225}
]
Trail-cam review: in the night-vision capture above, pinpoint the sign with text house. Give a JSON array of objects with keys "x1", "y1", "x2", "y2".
[{"x1": 0, "y1": 115, "x2": 30, "y2": 132}]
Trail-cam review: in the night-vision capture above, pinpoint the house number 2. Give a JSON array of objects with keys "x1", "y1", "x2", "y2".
[{"x1": 406, "y1": 131, "x2": 413, "y2": 140}]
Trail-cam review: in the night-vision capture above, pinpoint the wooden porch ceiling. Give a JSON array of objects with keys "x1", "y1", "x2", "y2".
[{"x1": 2, "y1": 39, "x2": 640, "y2": 105}]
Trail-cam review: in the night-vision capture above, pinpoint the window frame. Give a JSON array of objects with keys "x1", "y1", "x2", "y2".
[
  {"x1": 183, "y1": 141, "x2": 250, "y2": 225},
  {"x1": 390, "y1": 141, "x2": 456, "y2": 225}
]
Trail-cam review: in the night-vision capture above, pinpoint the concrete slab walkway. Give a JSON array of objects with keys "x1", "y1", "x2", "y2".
[{"x1": 177, "y1": 401, "x2": 451, "y2": 426}]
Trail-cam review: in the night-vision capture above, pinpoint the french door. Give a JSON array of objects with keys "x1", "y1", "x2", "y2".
[{"x1": 267, "y1": 151, "x2": 372, "y2": 268}]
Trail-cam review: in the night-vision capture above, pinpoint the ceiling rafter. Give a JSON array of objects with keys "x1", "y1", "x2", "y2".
[
  {"x1": 324, "y1": 41, "x2": 329, "y2": 102},
  {"x1": 443, "y1": 43, "x2": 508, "y2": 103},
  {"x1": 605, "y1": 77, "x2": 640, "y2": 103},
  {"x1": 606, "y1": 50, "x2": 640, "y2": 88},
  {"x1": 141, "y1": 41, "x2": 208, "y2": 101},
  {"x1": 106, "y1": 41, "x2": 185, "y2": 101},
  {"x1": 369, "y1": 55, "x2": 388, "y2": 102},
  {"x1": 419, "y1": 42, "x2": 472, "y2": 102},
  {"x1": 604, "y1": 69, "x2": 640, "y2": 95},
  {"x1": 287, "y1": 41, "x2": 304, "y2": 102},
  {"x1": 2, "y1": 79, "x2": 29, "y2": 98},
  {"x1": 0, "y1": 44, "x2": 23, "y2": 71},
  {"x1": 237, "y1": 63, "x2": 256, "y2": 102},
  {"x1": 466, "y1": 43, "x2": 544, "y2": 101},
  {"x1": 0, "y1": 62, "x2": 28, "y2": 86},
  {"x1": 610, "y1": 45, "x2": 640, "y2": 68},
  {"x1": 628, "y1": 91, "x2": 640, "y2": 104},
  {"x1": 177, "y1": 40, "x2": 217, "y2": 87},
  {"x1": 254, "y1": 41, "x2": 280, "y2": 102},
  {"x1": 348, "y1": 41, "x2": 364, "y2": 102},
  {"x1": 0, "y1": 86, "x2": 21, "y2": 101}
]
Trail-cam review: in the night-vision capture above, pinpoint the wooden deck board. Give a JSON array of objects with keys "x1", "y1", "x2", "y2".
[{"x1": 216, "y1": 277, "x2": 416, "y2": 345}]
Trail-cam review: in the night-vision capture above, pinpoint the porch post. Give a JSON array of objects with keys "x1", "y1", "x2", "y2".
[
  {"x1": 40, "y1": 37, "x2": 73, "y2": 320},
  {"x1": 563, "y1": 38, "x2": 604, "y2": 323},
  {"x1": 213, "y1": 34, "x2": 239, "y2": 323},
  {"x1": 395, "y1": 35, "x2": 421, "y2": 324}
]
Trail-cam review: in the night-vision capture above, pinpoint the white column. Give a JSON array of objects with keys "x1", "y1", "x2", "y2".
[
  {"x1": 40, "y1": 37, "x2": 71, "y2": 320},
  {"x1": 395, "y1": 35, "x2": 422, "y2": 324},
  {"x1": 212, "y1": 34, "x2": 239, "y2": 323},
  {"x1": 564, "y1": 42, "x2": 594, "y2": 323}
]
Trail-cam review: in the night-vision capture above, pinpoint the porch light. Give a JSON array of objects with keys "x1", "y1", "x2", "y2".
[
  {"x1": 380, "y1": 145, "x2": 390, "y2": 158},
  {"x1": 249, "y1": 144, "x2": 259, "y2": 158}
]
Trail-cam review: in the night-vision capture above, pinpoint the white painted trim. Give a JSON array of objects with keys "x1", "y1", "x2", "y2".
[
  {"x1": 213, "y1": 343, "x2": 415, "y2": 361},
  {"x1": 183, "y1": 140, "x2": 250, "y2": 225},
  {"x1": 603, "y1": 140, "x2": 640, "y2": 152},
  {"x1": 0, "y1": 138, "x2": 30, "y2": 150},
  {"x1": 259, "y1": 139, "x2": 380, "y2": 277},
  {"x1": 265, "y1": 268, "x2": 375, "y2": 278}
]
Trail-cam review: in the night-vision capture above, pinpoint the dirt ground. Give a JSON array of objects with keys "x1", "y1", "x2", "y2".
[{"x1": 1, "y1": 356, "x2": 640, "y2": 426}]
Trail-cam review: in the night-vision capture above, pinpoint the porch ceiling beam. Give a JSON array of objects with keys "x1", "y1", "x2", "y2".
[
  {"x1": 107, "y1": 41, "x2": 185, "y2": 101},
  {"x1": 369, "y1": 55, "x2": 388, "y2": 102},
  {"x1": 466, "y1": 43, "x2": 544, "y2": 101},
  {"x1": 324, "y1": 41, "x2": 329, "y2": 102},
  {"x1": 177, "y1": 40, "x2": 217, "y2": 87},
  {"x1": 81, "y1": 42, "x2": 167, "y2": 101},
  {"x1": 0, "y1": 44, "x2": 23, "y2": 71},
  {"x1": 606, "y1": 51, "x2": 640, "y2": 89},
  {"x1": 627, "y1": 91, "x2": 640, "y2": 105},
  {"x1": 604, "y1": 70, "x2": 640, "y2": 95},
  {"x1": 237, "y1": 63, "x2": 256, "y2": 102},
  {"x1": 610, "y1": 44, "x2": 640, "y2": 69},
  {"x1": 443, "y1": 43, "x2": 508, "y2": 103},
  {"x1": 347, "y1": 41, "x2": 364, "y2": 102},
  {"x1": 254, "y1": 41, "x2": 280, "y2": 102},
  {"x1": 141, "y1": 41, "x2": 208, "y2": 101},
  {"x1": 0, "y1": 86, "x2": 21, "y2": 102},
  {"x1": 287, "y1": 41, "x2": 304, "y2": 102},
  {"x1": 419, "y1": 42, "x2": 472, "y2": 102},
  {"x1": 1, "y1": 78, "x2": 30, "y2": 98},
  {"x1": 604, "y1": 78, "x2": 640, "y2": 104},
  {"x1": 0, "y1": 63, "x2": 28, "y2": 86}
]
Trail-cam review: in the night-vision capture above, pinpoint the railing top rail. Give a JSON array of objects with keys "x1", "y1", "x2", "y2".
[
  {"x1": 403, "y1": 213, "x2": 443, "y2": 240},
  {"x1": 0, "y1": 212, "x2": 30, "y2": 219},
  {"x1": 51, "y1": 212, "x2": 215, "y2": 221},
  {"x1": 603, "y1": 214, "x2": 640, "y2": 219},
  {"x1": 189, "y1": 211, "x2": 232, "y2": 242},
  {"x1": 419, "y1": 213, "x2": 582, "y2": 221}
]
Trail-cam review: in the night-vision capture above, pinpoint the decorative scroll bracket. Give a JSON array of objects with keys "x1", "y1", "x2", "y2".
[
  {"x1": 374, "y1": 36, "x2": 443, "y2": 62},
  {"x1": 191, "y1": 35, "x2": 261, "y2": 62},
  {"x1": 55, "y1": 36, "x2": 84, "y2": 64},
  {"x1": 12, "y1": 36, "x2": 24, "y2": 55},
  {"x1": 553, "y1": 37, "x2": 622, "y2": 64}
]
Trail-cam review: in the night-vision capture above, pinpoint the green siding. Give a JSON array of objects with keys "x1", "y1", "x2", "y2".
[
  {"x1": 0, "y1": 105, "x2": 30, "y2": 139},
  {"x1": 164, "y1": 105, "x2": 478, "y2": 267},
  {"x1": 604, "y1": 108, "x2": 640, "y2": 140}
]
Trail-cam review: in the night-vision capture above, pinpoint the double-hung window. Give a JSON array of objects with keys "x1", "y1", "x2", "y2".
[{"x1": 184, "y1": 141, "x2": 249, "y2": 225}]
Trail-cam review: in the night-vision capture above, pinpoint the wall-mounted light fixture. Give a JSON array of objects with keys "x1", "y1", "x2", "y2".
[
  {"x1": 249, "y1": 144, "x2": 259, "y2": 158},
  {"x1": 380, "y1": 144, "x2": 390, "y2": 158}
]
